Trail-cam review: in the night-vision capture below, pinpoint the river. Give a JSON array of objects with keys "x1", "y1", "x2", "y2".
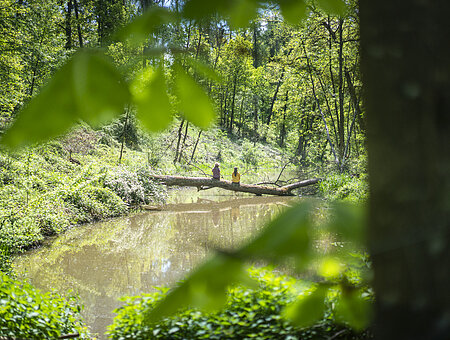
[{"x1": 14, "y1": 188, "x2": 296, "y2": 338}]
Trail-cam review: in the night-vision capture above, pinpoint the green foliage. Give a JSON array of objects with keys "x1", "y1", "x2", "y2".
[
  {"x1": 108, "y1": 269, "x2": 371, "y2": 340},
  {"x1": 318, "y1": 174, "x2": 368, "y2": 203},
  {"x1": 0, "y1": 273, "x2": 90, "y2": 339}
]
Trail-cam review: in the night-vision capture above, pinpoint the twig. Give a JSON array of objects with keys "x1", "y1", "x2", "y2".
[
  {"x1": 59, "y1": 333, "x2": 80, "y2": 339},
  {"x1": 327, "y1": 329, "x2": 347, "y2": 340},
  {"x1": 274, "y1": 162, "x2": 290, "y2": 184},
  {"x1": 253, "y1": 182, "x2": 282, "y2": 187}
]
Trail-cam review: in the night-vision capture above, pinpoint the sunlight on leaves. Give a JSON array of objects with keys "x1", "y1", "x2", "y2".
[
  {"x1": 283, "y1": 285, "x2": 328, "y2": 327},
  {"x1": 131, "y1": 66, "x2": 173, "y2": 132},
  {"x1": 1, "y1": 50, "x2": 129, "y2": 148},
  {"x1": 144, "y1": 254, "x2": 255, "y2": 324},
  {"x1": 318, "y1": 257, "x2": 343, "y2": 278},
  {"x1": 174, "y1": 63, "x2": 216, "y2": 129}
]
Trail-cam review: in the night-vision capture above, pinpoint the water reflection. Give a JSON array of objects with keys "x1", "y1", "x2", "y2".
[{"x1": 14, "y1": 191, "x2": 295, "y2": 338}]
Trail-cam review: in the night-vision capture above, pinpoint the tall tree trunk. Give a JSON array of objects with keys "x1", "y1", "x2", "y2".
[
  {"x1": 73, "y1": 0, "x2": 83, "y2": 47},
  {"x1": 118, "y1": 108, "x2": 129, "y2": 164},
  {"x1": 190, "y1": 130, "x2": 202, "y2": 162},
  {"x1": 174, "y1": 119, "x2": 185, "y2": 163},
  {"x1": 361, "y1": 0, "x2": 450, "y2": 339},
  {"x1": 279, "y1": 90, "x2": 288, "y2": 147},
  {"x1": 302, "y1": 41, "x2": 339, "y2": 164},
  {"x1": 337, "y1": 18, "x2": 345, "y2": 166},
  {"x1": 65, "y1": 0, "x2": 73, "y2": 49},
  {"x1": 178, "y1": 121, "x2": 189, "y2": 162},
  {"x1": 267, "y1": 69, "x2": 285, "y2": 125},
  {"x1": 345, "y1": 68, "x2": 365, "y2": 133},
  {"x1": 229, "y1": 74, "x2": 238, "y2": 134}
]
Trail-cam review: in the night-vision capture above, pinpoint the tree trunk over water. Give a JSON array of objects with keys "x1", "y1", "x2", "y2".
[{"x1": 149, "y1": 175, "x2": 320, "y2": 196}]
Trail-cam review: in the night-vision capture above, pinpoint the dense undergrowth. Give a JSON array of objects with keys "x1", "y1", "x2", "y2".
[{"x1": 108, "y1": 268, "x2": 372, "y2": 340}]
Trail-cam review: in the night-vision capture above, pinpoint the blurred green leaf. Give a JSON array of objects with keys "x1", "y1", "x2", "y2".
[
  {"x1": 318, "y1": 257, "x2": 343, "y2": 278},
  {"x1": 1, "y1": 50, "x2": 129, "y2": 148},
  {"x1": 131, "y1": 66, "x2": 173, "y2": 132},
  {"x1": 316, "y1": 0, "x2": 347, "y2": 15},
  {"x1": 144, "y1": 254, "x2": 254, "y2": 323},
  {"x1": 283, "y1": 285, "x2": 328, "y2": 327},
  {"x1": 325, "y1": 203, "x2": 366, "y2": 243},
  {"x1": 174, "y1": 63, "x2": 216, "y2": 129},
  {"x1": 335, "y1": 289, "x2": 372, "y2": 330},
  {"x1": 239, "y1": 201, "x2": 314, "y2": 269},
  {"x1": 184, "y1": 57, "x2": 222, "y2": 82},
  {"x1": 118, "y1": 7, "x2": 176, "y2": 44},
  {"x1": 182, "y1": 0, "x2": 230, "y2": 20},
  {"x1": 228, "y1": 0, "x2": 258, "y2": 28},
  {"x1": 279, "y1": 0, "x2": 308, "y2": 24}
]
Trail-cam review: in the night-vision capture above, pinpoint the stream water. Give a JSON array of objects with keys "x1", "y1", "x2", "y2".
[{"x1": 14, "y1": 188, "x2": 296, "y2": 338}]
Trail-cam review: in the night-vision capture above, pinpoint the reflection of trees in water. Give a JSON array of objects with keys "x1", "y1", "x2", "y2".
[{"x1": 14, "y1": 196, "x2": 293, "y2": 338}]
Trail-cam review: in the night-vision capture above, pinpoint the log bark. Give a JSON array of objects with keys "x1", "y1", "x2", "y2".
[{"x1": 150, "y1": 175, "x2": 320, "y2": 196}]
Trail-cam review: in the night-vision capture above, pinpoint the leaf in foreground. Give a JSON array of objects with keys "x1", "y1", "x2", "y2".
[
  {"x1": 283, "y1": 285, "x2": 328, "y2": 327},
  {"x1": 131, "y1": 66, "x2": 173, "y2": 132},
  {"x1": 2, "y1": 50, "x2": 129, "y2": 148},
  {"x1": 174, "y1": 64, "x2": 216, "y2": 129},
  {"x1": 144, "y1": 254, "x2": 254, "y2": 324}
]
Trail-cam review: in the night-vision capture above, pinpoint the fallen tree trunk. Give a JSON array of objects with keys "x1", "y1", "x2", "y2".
[{"x1": 150, "y1": 175, "x2": 320, "y2": 196}]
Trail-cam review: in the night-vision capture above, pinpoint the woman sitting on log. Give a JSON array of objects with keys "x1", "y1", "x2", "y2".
[
  {"x1": 212, "y1": 162, "x2": 220, "y2": 180},
  {"x1": 231, "y1": 167, "x2": 240, "y2": 185}
]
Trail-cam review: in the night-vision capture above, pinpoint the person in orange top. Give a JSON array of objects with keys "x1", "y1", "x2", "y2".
[{"x1": 231, "y1": 167, "x2": 240, "y2": 185}]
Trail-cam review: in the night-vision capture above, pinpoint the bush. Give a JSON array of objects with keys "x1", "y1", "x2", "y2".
[
  {"x1": 105, "y1": 166, "x2": 166, "y2": 206},
  {"x1": 62, "y1": 185, "x2": 127, "y2": 223},
  {"x1": 0, "y1": 273, "x2": 90, "y2": 339},
  {"x1": 319, "y1": 174, "x2": 368, "y2": 203},
  {"x1": 107, "y1": 269, "x2": 370, "y2": 340}
]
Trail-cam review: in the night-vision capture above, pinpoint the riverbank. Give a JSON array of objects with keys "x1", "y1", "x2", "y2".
[{"x1": 1, "y1": 123, "x2": 296, "y2": 272}]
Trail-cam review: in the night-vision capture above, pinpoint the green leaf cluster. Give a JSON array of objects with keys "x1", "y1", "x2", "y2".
[
  {"x1": 0, "y1": 273, "x2": 90, "y2": 339},
  {"x1": 108, "y1": 268, "x2": 371, "y2": 339}
]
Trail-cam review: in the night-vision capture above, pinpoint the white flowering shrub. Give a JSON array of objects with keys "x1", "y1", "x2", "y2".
[{"x1": 105, "y1": 167, "x2": 166, "y2": 206}]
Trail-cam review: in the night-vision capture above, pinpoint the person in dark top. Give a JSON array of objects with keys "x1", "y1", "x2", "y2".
[{"x1": 212, "y1": 162, "x2": 220, "y2": 179}]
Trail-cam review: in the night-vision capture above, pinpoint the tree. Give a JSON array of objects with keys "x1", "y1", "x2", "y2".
[{"x1": 360, "y1": 1, "x2": 450, "y2": 339}]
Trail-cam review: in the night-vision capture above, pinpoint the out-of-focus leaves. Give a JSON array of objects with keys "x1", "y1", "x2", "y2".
[
  {"x1": 1, "y1": 50, "x2": 129, "y2": 148},
  {"x1": 279, "y1": 0, "x2": 308, "y2": 24},
  {"x1": 182, "y1": 0, "x2": 230, "y2": 20},
  {"x1": 117, "y1": 7, "x2": 176, "y2": 45},
  {"x1": 325, "y1": 203, "x2": 366, "y2": 243},
  {"x1": 144, "y1": 254, "x2": 255, "y2": 323},
  {"x1": 131, "y1": 66, "x2": 173, "y2": 132},
  {"x1": 174, "y1": 64, "x2": 216, "y2": 129},
  {"x1": 239, "y1": 201, "x2": 314, "y2": 269},
  {"x1": 316, "y1": 0, "x2": 347, "y2": 15},
  {"x1": 318, "y1": 257, "x2": 343, "y2": 278},
  {"x1": 283, "y1": 285, "x2": 328, "y2": 327},
  {"x1": 335, "y1": 289, "x2": 372, "y2": 330},
  {"x1": 183, "y1": 0, "x2": 257, "y2": 28},
  {"x1": 228, "y1": 0, "x2": 258, "y2": 28},
  {"x1": 184, "y1": 57, "x2": 222, "y2": 82}
]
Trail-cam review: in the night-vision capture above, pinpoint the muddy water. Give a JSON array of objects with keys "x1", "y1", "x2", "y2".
[{"x1": 14, "y1": 188, "x2": 296, "y2": 338}]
